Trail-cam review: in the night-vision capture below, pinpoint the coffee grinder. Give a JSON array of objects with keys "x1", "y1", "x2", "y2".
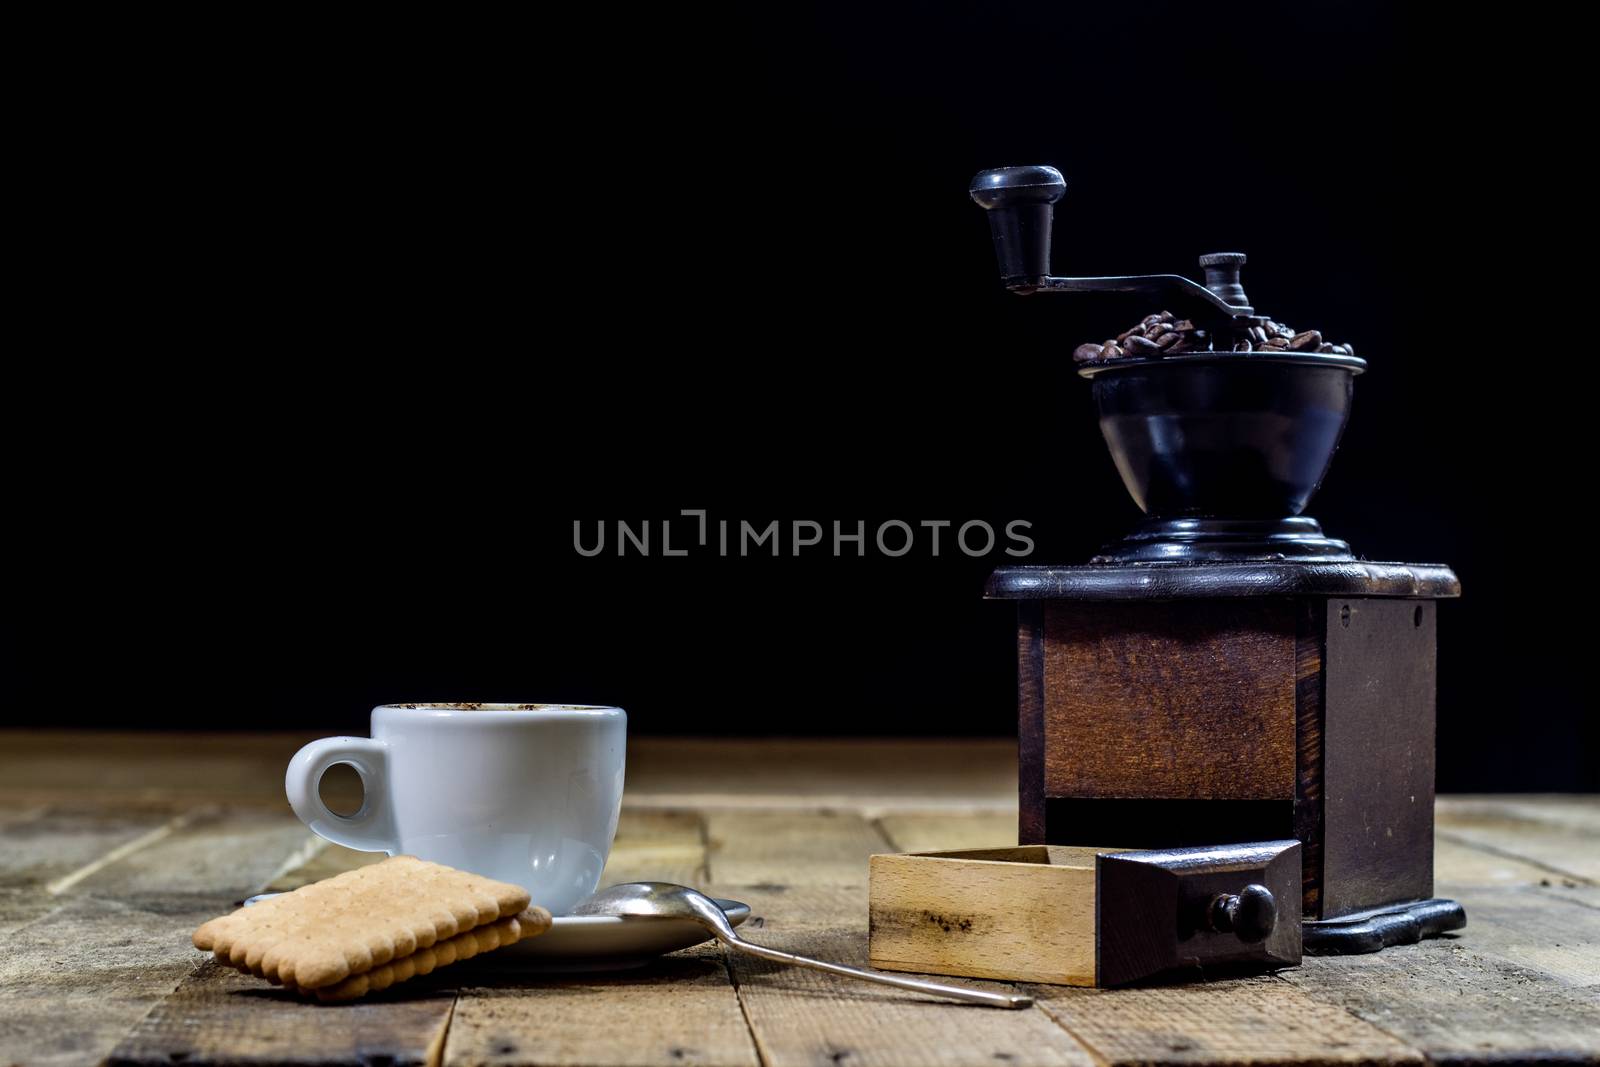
[{"x1": 971, "y1": 165, "x2": 1464, "y2": 951}]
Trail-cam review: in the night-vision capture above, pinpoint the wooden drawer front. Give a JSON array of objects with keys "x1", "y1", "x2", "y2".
[
  {"x1": 1042, "y1": 601, "x2": 1296, "y2": 801},
  {"x1": 869, "y1": 841, "x2": 1300, "y2": 988}
]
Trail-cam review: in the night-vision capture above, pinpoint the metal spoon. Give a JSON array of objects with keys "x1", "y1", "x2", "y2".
[{"x1": 572, "y1": 882, "x2": 1032, "y2": 1010}]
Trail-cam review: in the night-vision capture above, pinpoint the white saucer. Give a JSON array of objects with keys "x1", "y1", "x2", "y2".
[{"x1": 241, "y1": 893, "x2": 751, "y2": 972}]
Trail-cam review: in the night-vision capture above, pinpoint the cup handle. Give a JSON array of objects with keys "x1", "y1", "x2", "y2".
[{"x1": 284, "y1": 736, "x2": 397, "y2": 854}]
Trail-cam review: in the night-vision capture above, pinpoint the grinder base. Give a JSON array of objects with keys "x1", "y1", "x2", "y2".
[{"x1": 1303, "y1": 898, "x2": 1467, "y2": 954}]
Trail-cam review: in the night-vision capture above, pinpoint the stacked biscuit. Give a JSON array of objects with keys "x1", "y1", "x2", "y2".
[{"x1": 193, "y1": 855, "x2": 551, "y2": 1002}]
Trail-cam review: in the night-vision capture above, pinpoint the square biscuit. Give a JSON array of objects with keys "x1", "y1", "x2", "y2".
[
  {"x1": 193, "y1": 855, "x2": 531, "y2": 990},
  {"x1": 298, "y1": 907, "x2": 553, "y2": 1001}
]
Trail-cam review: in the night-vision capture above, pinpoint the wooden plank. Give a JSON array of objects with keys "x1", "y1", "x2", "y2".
[
  {"x1": 704, "y1": 810, "x2": 891, "y2": 888},
  {"x1": 263, "y1": 839, "x2": 389, "y2": 892},
  {"x1": 1030, "y1": 976, "x2": 1421, "y2": 1066},
  {"x1": 0, "y1": 732, "x2": 311, "y2": 808},
  {"x1": 0, "y1": 896, "x2": 213, "y2": 1067},
  {"x1": 1436, "y1": 796, "x2": 1600, "y2": 882},
  {"x1": 0, "y1": 804, "x2": 180, "y2": 890},
  {"x1": 1443, "y1": 794, "x2": 1600, "y2": 835},
  {"x1": 1434, "y1": 834, "x2": 1568, "y2": 887},
  {"x1": 1282, "y1": 939, "x2": 1600, "y2": 1062},
  {"x1": 58, "y1": 807, "x2": 310, "y2": 908},
  {"x1": 2, "y1": 807, "x2": 342, "y2": 1066},
  {"x1": 102, "y1": 806, "x2": 465, "y2": 1067},
  {"x1": 625, "y1": 738, "x2": 1017, "y2": 813},
  {"x1": 0, "y1": 887, "x2": 59, "y2": 938},
  {"x1": 599, "y1": 809, "x2": 707, "y2": 888},
  {"x1": 876, "y1": 812, "x2": 1016, "y2": 854},
  {"x1": 704, "y1": 882, "x2": 875, "y2": 933},
  {"x1": 107, "y1": 959, "x2": 457, "y2": 1067},
  {"x1": 703, "y1": 876, "x2": 1092, "y2": 1065},
  {"x1": 1435, "y1": 884, "x2": 1600, "y2": 987},
  {"x1": 726, "y1": 925, "x2": 1094, "y2": 1067},
  {"x1": 1535, "y1": 882, "x2": 1600, "y2": 912},
  {"x1": 247, "y1": 808, "x2": 720, "y2": 1066},
  {"x1": 445, "y1": 946, "x2": 758, "y2": 1067}
]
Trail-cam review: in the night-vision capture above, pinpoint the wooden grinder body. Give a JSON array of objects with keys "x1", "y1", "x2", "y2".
[{"x1": 997, "y1": 564, "x2": 1459, "y2": 922}]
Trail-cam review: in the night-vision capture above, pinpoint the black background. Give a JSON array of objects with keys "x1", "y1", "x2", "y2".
[{"x1": 5, "y1": 4, "x2": 1592, "y2": 790}]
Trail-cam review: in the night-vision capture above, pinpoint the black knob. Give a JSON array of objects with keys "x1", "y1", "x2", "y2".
[
  {"x1": 969, "y1": 166, "x2": 1067, "y2": 285},
  {"x1": 1199, "y1": 252, "x2": 1251, "y2": 311},
  {"x1": 1206, "y1": 884, "x2": 1277, "y2": 943}
]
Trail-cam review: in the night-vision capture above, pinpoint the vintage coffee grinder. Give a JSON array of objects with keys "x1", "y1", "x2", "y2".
[{"x1": 971, "y1": 165, "x2": 1464, "y2": 951}]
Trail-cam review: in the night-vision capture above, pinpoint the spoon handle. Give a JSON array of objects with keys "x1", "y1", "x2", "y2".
[{"x1": 718, "y1": 932, "x2": 1033, "y2": 1009}]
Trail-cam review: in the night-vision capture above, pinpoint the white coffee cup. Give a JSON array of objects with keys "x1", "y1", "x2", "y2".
[{"x1": 285, "y1": 703, "x2": 626, "y2": 914}]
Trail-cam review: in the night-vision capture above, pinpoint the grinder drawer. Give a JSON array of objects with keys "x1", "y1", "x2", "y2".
[{"x1": 868, "y1": 839, "x2": 1300, "y2": 987}]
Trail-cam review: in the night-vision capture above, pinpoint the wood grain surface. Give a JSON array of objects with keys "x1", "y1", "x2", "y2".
[
  {"x1": 869, "y1": 848, "x2": 1098, "y2": 985},
  {"x1": 0, "y1": 732, "x2": 1596, "y2": 1067},
  {"x1": 1042, "y1": 601, "x2": 1297, "y2": 801}
]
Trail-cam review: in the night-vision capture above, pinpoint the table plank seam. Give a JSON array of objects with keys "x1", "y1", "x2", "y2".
[
  {"x1": 1539, "y1": 889, "x2": 1600, "y2": 912},
  {"x1": 43, "y1": 811, "x2": 199, "y2": 896},
  {"x1": 89, "y1": 810, "x2": 355, "y2": 1067},
  {"x1": 696, "y1": 807, "x2": 714, "y2": 887},
  {"x1": 1, "y1": 895, "x2": 70, "y2": 937},
  {"x1": 1022, "y1": 991, "x2": 1116, "y2": 1067},
  {"x1": 1435, "y1": 829, "x2": 1597, "y2": 886},
  {"x1": 718, "y1": 942, "x2": 774, "y2": 1067},
  {"x1": 1266, "y1": 971, "x2": 1431, "y2": 1062},
  {"x1": 257, "y1": 831, "x2": 330, "y2": 889},
  {"x1": 429, "y1": 995, "x2": 459, "y2": 1067}
]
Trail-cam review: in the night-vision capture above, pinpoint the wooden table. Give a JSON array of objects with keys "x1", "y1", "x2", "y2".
[{"x1": 1, "y1": 733, "x2": 1595, "y2": 1066}]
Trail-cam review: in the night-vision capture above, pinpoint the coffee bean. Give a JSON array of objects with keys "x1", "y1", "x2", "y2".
[{"x1": 1075, "y1": 314, "x2": 1351, "y2": 362}]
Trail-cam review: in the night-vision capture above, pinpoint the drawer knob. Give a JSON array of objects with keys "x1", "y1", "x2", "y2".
[{"x1": 1205, "y1": 884, "x2": 1277, "y2": 943}]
